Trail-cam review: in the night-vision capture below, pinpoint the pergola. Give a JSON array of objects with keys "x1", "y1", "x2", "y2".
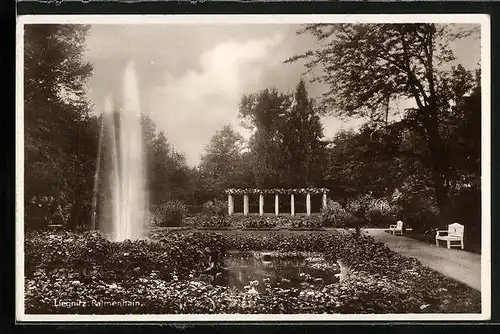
[{"x1": 224, "y1": 188, "x2": 330, "y2": 216}]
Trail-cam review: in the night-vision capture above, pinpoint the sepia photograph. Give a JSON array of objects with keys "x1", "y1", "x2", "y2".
[{"x1": 16, "y1": 14, "x2": 490, "y2": 321}]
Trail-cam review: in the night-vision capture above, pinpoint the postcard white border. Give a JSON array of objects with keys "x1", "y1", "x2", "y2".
[{"x1": 16, "y1": 14, "x2": 491, "y2": 322}]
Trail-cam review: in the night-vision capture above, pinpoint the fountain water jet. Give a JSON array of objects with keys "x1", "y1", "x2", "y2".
[{"x1": 99, "y1": 61, "x2": 148, "y2": 242}]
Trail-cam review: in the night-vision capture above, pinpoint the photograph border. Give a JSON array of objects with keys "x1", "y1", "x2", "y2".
[{"x1": 15, "y1": 13, "x2": 492, "y2": 322}]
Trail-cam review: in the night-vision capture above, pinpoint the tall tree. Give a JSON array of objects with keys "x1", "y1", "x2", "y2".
[
  {"x1": 140, "y1": 114, "x2": 194, "y2": 206},
  {"x1": 198, "y1": 125, "x2": 246, "y2": 198},
  {"x1": 239, "y1": 89, "x2": 291, "y2": 187},
  {"x1": 287, "y1": 23, "x2": 478, "y2": 216},
  {"x1": 283, "y1": 79, "x2": 325, "y2": 187},
  {"x1": 24, "y1": 24, "x2": 94, "y2": 228},
  {"x1": 438, "y1": 66, "x2": 480, "y2": 191},
  {"x1": 148, "y1": 129, "x2": 171, "y2": 206},
  {"x1": 323, "y1": 122, "x2": 429, "y2": 200}
]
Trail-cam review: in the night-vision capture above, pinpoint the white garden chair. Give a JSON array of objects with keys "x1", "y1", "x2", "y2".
[
  {"x1": 389, "y1": 220, "x2": 404, "y2": 236},
  {"x1": 435, "y1": 223, "x2": 464, "y2": 249}
]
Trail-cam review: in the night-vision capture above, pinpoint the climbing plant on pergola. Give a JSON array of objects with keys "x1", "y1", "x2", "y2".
[{"x1": 224, "y1": 188, "x2": 330, "y2": 216}]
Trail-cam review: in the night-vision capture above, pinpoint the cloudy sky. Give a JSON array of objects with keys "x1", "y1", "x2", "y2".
[{"x1": 83, "y1": 23, "x2": 480, "y2": 166}]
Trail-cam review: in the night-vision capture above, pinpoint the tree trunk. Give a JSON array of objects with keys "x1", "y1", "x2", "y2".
[
  {"x1": 423, "y1": 106, "x2": 449, "y2": 221},
  {"x1": 422, "y1": 24, "x2": 449, "y2": 223},
  {"x1": 67, "y1": 199, "x2": 81, "y2": 229}
]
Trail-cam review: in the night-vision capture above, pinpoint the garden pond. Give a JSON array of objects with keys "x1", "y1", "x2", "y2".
[{"x1": 204, "y1": 251, "x2": 342, "y2": 292}]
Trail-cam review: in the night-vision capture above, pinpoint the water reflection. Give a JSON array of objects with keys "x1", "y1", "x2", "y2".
[{"x1": 214, "y1": 251, "x2": 341, "y2": 292}]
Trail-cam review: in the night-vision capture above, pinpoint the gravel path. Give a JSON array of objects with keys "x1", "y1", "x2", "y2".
[{"x1": 363, "y1": 228, "x2": 482, "y2": 291}]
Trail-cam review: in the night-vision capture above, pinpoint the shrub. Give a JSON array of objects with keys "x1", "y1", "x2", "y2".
[
  {"x1": 343, "y1": 194, "x2": 401, "y2": 228},
  {"x1": 397, "y1": 195, "x2": 440, "y2": 233},
  {"x1": 390, "y1": 180, "x2": 440, "y2": 232},
  {"x1": 187, "y1": 204, "x2": 204, "y2": 215},
  {"x1": 202, "y1": 199, "x2": 228, "y2": 218},
  {"x1": 366, "y1": 198, "x2": 398, "y2": 227},
  {"x1": 25, "y1": 196, "x2": 72, "y2": 230},
  {"x1": 340, "y1": 210, "x2": 362, "y2": 228},
  {"x1": 155, "y1": 201, "x2": 188, "y2": 227},
  {"x1": 321, "y1": 200, "x2": 347, "y2": 227},
  {"x1": 346, "y1": 194, "x2": 373, "y2": 221},
  {"x1": 321, "y1": 199, "x2": 364, "y2": 229}
]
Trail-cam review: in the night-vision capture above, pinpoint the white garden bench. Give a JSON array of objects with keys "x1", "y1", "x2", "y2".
[
  {"x1": 389, "y1": 220, "x2": 404, "y2": 236},
  {"x1": 435, "y1": 223, "x2": 464, "y2": 249}
]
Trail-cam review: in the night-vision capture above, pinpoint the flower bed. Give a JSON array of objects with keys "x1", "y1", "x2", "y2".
[
  {"x1": 242, "y1": 217, "x2": 278, "y2": 230},
  {"x1": 198, "y1": 216, "x2": 232, "y2": 230},
  {"x1": 289, "y1": 218, "x2": 323, "y2": 230},
  {"x1": 225, "y1": 214, "x2": 322, "y2": 230},
  {"x1": 179, "y1": 214, "x2": 324, "y2": 230},
  {"x1": 25, "y1": 230, "x2": 481, "y2": 314}
]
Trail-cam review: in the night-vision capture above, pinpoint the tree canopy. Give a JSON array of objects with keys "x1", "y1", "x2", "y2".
[
  {"x1": 24, "y1": 24, "x2": 95, "y2": 228},
  {"x1": 24, "y1": 23, "x2": 481, "y2": 238},
  {"x1": 286, "y1": 23, "x2": 479, "y2": 217},
  {"x1": 198, "y1": 124, "x2": 249, "y2": 198},
  {"x1": 238, "y1": 80, "x2": 325, "y2": 189}
]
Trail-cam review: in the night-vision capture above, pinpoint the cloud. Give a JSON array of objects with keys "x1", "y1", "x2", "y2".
[
  {"x1": 84, "y1": 24, "x2": 480, "y2": 169},
  {"x1": 149, "y1": 33, "x2": 283, "y2": 166}
]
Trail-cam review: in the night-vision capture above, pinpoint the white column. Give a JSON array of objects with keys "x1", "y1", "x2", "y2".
[
  {"x1": 306, "y1": 192, "x2": 311, "y2": 216},
  {"x1": 228, "y1": 194, "x2": 234, "y2": 216},
  {"x1": 243, "y1": 194, "x2": 249, "y2": 215},
  {"x1": 322, "y1": 192, "x2": 327, "y2": 209},
  {"x1": 290, "y1": 194, "x2": 295, "y2": 216},
  {"x1": 259, "y1": 193, "x2": 264, "y2": 216},
  {"x1": 275, "y1": 194, "x2": 279, "y2": 215}
]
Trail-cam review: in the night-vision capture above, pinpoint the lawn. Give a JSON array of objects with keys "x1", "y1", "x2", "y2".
[{"x1": 24, "y1": 229, "x2": 481, "y2": 314}]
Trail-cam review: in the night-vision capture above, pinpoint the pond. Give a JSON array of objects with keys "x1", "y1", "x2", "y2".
[{"x1": 205, "y1": 251, "x2": 341, "y2": 292}]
